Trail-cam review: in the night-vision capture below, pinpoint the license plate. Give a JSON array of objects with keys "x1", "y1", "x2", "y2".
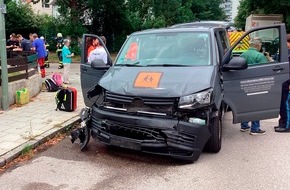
[{"x1": 110, "y1": 137, "x2": 141, "y2": 150}]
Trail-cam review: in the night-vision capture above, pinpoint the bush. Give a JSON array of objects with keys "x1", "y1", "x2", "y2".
[
  {"x1": 34, "y1": 16, "x2": 86, "y2": 55},
  {"x1": 5, "y1": 1, "x2": 38, "y2": 37}
]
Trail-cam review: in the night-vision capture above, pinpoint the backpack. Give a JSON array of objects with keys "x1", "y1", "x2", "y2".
[
  {"x1": 52, "y1": 73, "x2": 63, "y2": 86},
  {"x1": 45, "y1": 79, "x2": 59, "y2": 92},
  {"x1": 55, "y1": 89, "x2": 66, "y2": 111}
]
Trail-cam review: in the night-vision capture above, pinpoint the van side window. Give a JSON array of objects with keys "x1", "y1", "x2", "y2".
[
  {"x1": 239, "y1": 28, "x2": 280, "y2": 66},
  {"x1": 218, "y1": 30, "x2": 230, "y2": 55},
  {"x1": 215, "y1": 39, "x2": 220, "y2": 64}
]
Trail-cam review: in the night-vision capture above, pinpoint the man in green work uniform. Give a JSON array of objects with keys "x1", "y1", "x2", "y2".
[{"x1": 240, "y1": 37, "x2": 272, "y2": 135}]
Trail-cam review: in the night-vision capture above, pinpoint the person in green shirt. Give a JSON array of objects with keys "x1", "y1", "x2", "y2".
[
  {"x1": 62, "y1": 39, "x2": 74, "y2": 84},
  {"x1": 240, "y1": 37, "x2": 270, "y2": 135},
  {"x1": 240, "y1": 37, "x2": 269, "y2": 65}
]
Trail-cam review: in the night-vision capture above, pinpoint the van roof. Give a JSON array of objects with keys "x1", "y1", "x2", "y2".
[
  {"x1": 130, "y1": 26, "x2": 218, "y2": 36},
  {"x1": 171, "y1": 21, "x2": 235, "y2": 30}
]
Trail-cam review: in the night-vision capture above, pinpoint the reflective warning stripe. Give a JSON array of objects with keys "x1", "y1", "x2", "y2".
[{"x1": 229, "y1": 32, "x2": 250, "y2": 51}]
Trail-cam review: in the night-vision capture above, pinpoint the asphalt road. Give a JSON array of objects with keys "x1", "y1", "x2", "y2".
[{"x1": 0, "y1": 112, "x2": 290, "y2": 190}]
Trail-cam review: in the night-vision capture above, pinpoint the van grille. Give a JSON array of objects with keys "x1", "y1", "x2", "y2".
[
  {"x1": 99, "y1": 119, "x2": 165, "y2": 141},
  {"x1": 104, "y1": 91, "x2": 177, "y2": 116}
]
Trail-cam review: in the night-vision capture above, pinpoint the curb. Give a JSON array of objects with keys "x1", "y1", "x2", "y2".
[{"x1": 0, "y1": 116, "x2": 81, "y2": 168}]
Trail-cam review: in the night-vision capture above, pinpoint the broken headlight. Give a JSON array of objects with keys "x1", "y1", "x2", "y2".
[{"x1": 178, "y1": 89, "x2": 213, "y2": 109}]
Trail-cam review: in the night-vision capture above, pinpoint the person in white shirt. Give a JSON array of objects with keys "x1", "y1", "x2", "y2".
[{"x1": 88, "y1": 38, "x2": 108, "y2": 65}]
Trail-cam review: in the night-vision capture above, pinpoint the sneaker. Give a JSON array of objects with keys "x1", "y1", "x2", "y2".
[
  {"x1": 240, "y1": 126, "x2": 251, "y2": 132},
  {"x1": 250, "y1": 129, "x2": 267, "y2": 136}
]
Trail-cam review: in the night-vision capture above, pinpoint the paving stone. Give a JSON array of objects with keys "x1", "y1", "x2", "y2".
[
  {"x1": 4, "y1": 126, "x2": 31, "y2": 134},
  {"x1": 15, "y1": 138, "x2": 29, "y2": 144},
  {"x1": 0, "y1": 132, "x2": 9, "y2": 138},
  {"x1": 0, "y1": 141, "x2": 20, "y2": 151},
  {"x1": 0, "y1": 134, "x2": 23, "y2": 142},
  {"x1": 0, "y1": 125, "x2": 13, "y2": 132},
  {"x1": 14, "y1": 117, "x2": 35, "y2": 122},
  {"x1": 11, "y1": 120, "x2": 30, "y2": 128},
  {"x1": 0, "y1": 115, "x2": 18, "y2": 121},
  {"x1": 0, "y1": 149, "x2": 8, "y2": 156}
]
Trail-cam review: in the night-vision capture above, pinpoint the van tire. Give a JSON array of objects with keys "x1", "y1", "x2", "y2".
[{"x1": 204, "y1": 115, "x2": 222, "y2": 153}]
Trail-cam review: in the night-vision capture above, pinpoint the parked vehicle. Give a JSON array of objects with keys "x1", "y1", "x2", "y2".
[
  {"x1": 245, "y1": 14, "x2": 283, "y2": 32},
  {"x1": 74, "y1": 24, "x2": 289, "y2": 161}
]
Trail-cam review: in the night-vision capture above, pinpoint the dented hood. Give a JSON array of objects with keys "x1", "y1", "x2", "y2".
[{"x1": 99, "y1": 66, "x2": 215, "y2": 97}]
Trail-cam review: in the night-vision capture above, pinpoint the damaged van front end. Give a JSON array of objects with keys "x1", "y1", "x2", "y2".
[
  {"x1": 76, "y1": 29, "x2": 223, "y2": 161},
  {"x1": 84, "y1": 82, "x2": 217, "y2": 161}
]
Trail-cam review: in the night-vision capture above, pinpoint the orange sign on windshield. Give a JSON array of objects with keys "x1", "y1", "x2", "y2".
[
  {"x1": 125, "y1": 42, "x2": 138, "y2": 61},
  {"x1": 134, "y1": 72, "x2": 163, "y2": 88}
]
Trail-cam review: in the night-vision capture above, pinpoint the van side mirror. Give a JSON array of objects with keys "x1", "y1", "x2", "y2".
[
  {"x1": 91, "y1": 59, "x2": 110, "y2": 70},
  {"x1": 223, "y1": 57, "x2": 248, "y2": 71}
]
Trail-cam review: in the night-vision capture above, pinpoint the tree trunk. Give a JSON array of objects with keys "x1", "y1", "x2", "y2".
[{"x1": 70, "y1": 0, "x2": 78, "y2": 21}]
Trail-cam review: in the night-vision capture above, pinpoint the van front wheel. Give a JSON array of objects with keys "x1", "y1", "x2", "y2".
[{"x1": 204, "y1": 115, "x2": 222, "y2": 153}]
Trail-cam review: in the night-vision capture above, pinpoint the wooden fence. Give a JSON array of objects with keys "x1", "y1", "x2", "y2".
[{"x1": 0, "y1": 51, "x2": 38, "y2": 86}]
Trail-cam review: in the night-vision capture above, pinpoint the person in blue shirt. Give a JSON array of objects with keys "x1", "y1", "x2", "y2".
[
  {"x1": 275, "y1": 34, "x2": 290, "y2": 133},
  {"x1": 62, "y1": 39, "x2": 74, "y2": 84},
  {"x1": 31, "y1": 33, "x2": 46, "y2": 78}
]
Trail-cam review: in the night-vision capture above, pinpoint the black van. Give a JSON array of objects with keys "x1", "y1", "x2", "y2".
[{"x1": 77, "y1": 24, "x2": 289, "y2": 161}]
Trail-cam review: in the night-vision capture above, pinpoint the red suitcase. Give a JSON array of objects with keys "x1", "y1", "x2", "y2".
[
  {"x1": 63, "y1": 87, "x2": 77, "y2": 112},
  {"x1": 56, "y1": 87, "x2": 77, "y2": 112}
]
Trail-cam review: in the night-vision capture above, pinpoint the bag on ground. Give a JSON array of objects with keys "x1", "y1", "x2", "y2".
[
  {"x1": 55, "y1": 87, "x2": 77, "y2": 112},
  {"x1": 16, "y1": 88, "x2": 30, "y2": 105},
  {"x1": 52, "y1": 73, "x2": 63, "y2": 86},
  {"x1": 45, "y1": 79, "x2": 59, "y2": 92}
]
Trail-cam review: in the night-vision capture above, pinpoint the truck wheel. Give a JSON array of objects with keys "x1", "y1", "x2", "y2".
[{"x1": 204, "y1": 115, "x2": 222, "y2": 153}]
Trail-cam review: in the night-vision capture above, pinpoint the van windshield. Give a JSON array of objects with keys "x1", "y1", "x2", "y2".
[{"x1": 115, "y1": 32, "x2": 211, "y2": 66}]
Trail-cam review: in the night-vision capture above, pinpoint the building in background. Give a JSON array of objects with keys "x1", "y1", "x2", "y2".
[
  {"x1": 50, "y1": 0, "x2": 60, "y2": 18},
  {"x1": 17, "y1": 0, "x2": 59, "y2": 17},
  {"x1": 30, "y1": 0, "x2": 52, "y2": 15},
  {"x1": 220, "y1": 0, "x2": 240, "y2": 23}
]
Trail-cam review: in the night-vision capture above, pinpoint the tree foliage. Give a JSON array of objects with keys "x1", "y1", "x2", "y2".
[
  {"x1": 191, "y1": 0, "x2": 225, "y2": 21},
  {"x1": 235, "y1": 0, "x2": 290, "y2": 32},
  {"x1": 5, "y1": 0, "x2": 226, "y2": 52},
  {"x1": 54, "y1": 0, "x2": 225, "y2": 50},
  {"x1": 126, "y1": 0, "x2": 225, "y2": 30},
  {"x1": 5, "y1": 1, "x2": 38, "y2": 36}
]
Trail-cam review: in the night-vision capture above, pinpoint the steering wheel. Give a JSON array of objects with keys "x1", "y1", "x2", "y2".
[{"x1": 268, "y1": 37, "x2": 280, "y2": 55}]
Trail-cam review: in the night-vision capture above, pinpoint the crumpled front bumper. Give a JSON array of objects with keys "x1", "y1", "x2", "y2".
[{"x1": 90, "y1": 106, "x2": 211, "y2": 161}]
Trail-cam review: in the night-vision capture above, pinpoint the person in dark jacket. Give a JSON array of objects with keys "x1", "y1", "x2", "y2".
[
  {"x1": 16, "y1": 34, "x2": 32, "y2": 51},
  {"x1": 275, "y1": 34, "x2": 290, "y2": 133},
  {"x1": 56, "y1": 33, "x2": 64, "y2": 69},
  {"x1": 6, "y1": 33, "x2": 19, "y2": 50}
]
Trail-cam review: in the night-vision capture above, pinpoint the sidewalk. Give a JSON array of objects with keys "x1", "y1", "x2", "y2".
[{"x1": 0, "y1": 63, "x2": 85, "y2": 167}]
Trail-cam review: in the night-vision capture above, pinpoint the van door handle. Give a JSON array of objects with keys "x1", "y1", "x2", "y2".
[
  {"x1": 81, "y1": 68, "x2": 87, "y2": 72},
  {"x1": 273, "y1": 67, "x2": 284, "y2": 72}
]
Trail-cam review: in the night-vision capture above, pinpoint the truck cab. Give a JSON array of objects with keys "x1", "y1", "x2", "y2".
[{"x1": 80, "y1": 24, "x2": 289, "y2": 161}]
